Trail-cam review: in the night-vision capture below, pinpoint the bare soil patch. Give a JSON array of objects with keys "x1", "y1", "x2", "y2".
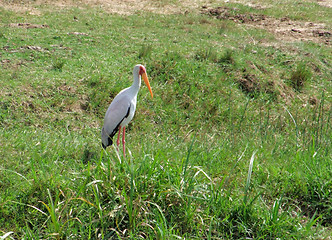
[
  {"x1": 227, "y1": 0, "x2": 332, "y2": 8},
  {"x1": 314, "y1": 0, "x2": 332, "y2": 8},
  {"x1": 8, "y1": 23, "x2": 49, "y2": 29},
  {"x1": 202, "y1": 6, "x2": 331, "y2": 45},
  {"x1": 238, "y1": 72, "x2": 261, "y2": 97}
]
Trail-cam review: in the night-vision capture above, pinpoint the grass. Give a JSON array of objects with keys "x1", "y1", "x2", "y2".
[
  {"x1": 0, "y1": 0, "x2": 331, "y2": 239},
  {"x1": 288, "y1": 62, "x2": 312, "y2": 91}
]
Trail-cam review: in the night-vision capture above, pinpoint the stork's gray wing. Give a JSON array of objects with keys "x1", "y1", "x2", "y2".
[{"x1": 101, "y1": 96, "x2": 131, "y2": 148}]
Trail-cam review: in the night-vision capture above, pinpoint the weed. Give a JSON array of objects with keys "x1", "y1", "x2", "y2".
[{"x1": 288, "y1": 62, "x2": 312, "y2": 91}]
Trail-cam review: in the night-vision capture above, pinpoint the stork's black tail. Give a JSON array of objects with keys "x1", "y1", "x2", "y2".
[
  {"x1": 101, "y1": 127, "x2": 115, "y2": 149},
  {"x1": 102, "y1": 137, "x2": 113, "y2": 149}
]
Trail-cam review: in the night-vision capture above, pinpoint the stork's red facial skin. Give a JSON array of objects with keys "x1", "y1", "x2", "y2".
[{"x1": 139, "y1": 66, "x2": 146, "y2": 75}]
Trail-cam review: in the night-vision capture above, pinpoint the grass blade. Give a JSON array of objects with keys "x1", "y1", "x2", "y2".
[{"x1": 244, "y1": 150, "x2": 257, "y2": 205}]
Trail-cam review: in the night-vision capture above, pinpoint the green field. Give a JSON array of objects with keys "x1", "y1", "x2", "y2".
[{"x1": 0, "y1": 0, "x2": 331, "y2": 239}]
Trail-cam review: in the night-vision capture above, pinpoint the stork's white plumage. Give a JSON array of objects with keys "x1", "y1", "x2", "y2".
[{"x1": 101, "y1": 64, "x2": 153, "y2": 156}]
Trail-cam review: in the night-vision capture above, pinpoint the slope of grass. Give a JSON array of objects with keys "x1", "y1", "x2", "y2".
[{"x1": 0, "y1": 1, "x2": 331, "y2": 239}]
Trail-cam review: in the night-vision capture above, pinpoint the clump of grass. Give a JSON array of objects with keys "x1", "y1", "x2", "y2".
[
  {"x1": 218, "y1": 49, "x2": 236, "y2": 73},
  {"x1": 288, "y1": 62, "x2": 312, "y2": 91},
  {"x1": 199, "y1": 18, "x2": 211, "y2": 24},
  {"x1": 195, "y1": 47, "x2": 218, "y2": 62},
  {"x1": 219, "y1": 49, "x2": 235, "y2": 65},
  {"x1": 51, "y1": 58, "x2": 65, "y2": 71},
  {"x1": 138, "y1": 44, "x2": 153, "y2": 59},
  {"x1": 218, "y1": 21, "x2": 230, "y2": 34},
  {"x1": 81, "y1": 145, "x2": 98, "y2": 164},
  {"x1": 263, "y1": 80, "x2": 279, "y2": 101}
]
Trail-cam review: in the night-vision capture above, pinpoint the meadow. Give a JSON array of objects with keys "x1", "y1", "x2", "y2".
[{"x1": 0, "y1": 0, "x2": 331, "y2": 239}]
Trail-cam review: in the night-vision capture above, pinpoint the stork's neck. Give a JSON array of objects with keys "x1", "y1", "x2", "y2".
[{"x1": 130, "y1": 71, "x2": 141, "y2": 95}]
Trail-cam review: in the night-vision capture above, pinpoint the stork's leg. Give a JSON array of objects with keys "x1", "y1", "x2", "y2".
[
  {"x1": 116, "y1": 126, "x2": 121, "y2": 150},
  {"x1": 122, "y1": 127, "x2": 126, "y2": 157}
]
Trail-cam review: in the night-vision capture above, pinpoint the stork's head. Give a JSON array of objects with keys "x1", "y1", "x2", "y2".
[{"x1": 135, "y1": 64, "x2": 153, "y2": 98}]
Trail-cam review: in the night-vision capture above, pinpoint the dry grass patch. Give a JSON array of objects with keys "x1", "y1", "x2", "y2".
[{"x1": 0, "y1": 0, "x2": 212, "y2": 15}]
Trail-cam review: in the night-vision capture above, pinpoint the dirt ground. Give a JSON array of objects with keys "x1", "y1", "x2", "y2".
[
  {"x1": 1, "y1": 0, "x2": 331, "y2": 45},
  {"x1": 201, "y1": 5, "x2": 331, "y2": 45},
  {"x1": 228, "y1": 0, "x2": 332, "y2": 8}
]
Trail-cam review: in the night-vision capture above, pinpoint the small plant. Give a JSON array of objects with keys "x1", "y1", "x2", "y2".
[{"x1": 288, "y1": 62, "x2": 312, "y2": 91}]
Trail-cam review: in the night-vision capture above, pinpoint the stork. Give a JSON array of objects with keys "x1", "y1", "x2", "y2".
[{"x1": 101, "y1": 64, "x2": 153, "y2": 157}]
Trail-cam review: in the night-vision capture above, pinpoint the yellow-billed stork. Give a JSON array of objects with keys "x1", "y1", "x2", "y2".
[{"x1": 101, "y1": 64, "x2": 153, "y2": 157}]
